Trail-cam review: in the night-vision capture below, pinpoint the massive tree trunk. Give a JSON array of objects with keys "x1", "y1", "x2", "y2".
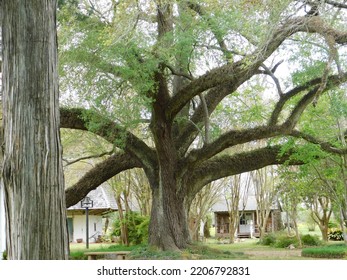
[
  {"x1": 149, "y1": 184, "x2": 190, "y2": 250},
  {"x1": 147, "y1": 71, "x2": 191, "y2": 250},
  {"x1": 1, "y1": 0, "x2": 69, "y2": 259}
]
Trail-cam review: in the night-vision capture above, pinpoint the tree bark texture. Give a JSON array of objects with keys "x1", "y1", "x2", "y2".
[
  {"x1": 147, "y1": 78, "x2": 190, "y2": 250},
  {"x1": 149, "y1": 183, "x2": 190, "y2": 250},
  {"x1": 1, "y1": 0, "x2": 69, "y2": 259}
]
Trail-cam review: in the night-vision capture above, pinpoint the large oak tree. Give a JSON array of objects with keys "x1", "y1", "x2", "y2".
[{"x1": 59, "y1": 1, "x2": 347, "y2": 250}]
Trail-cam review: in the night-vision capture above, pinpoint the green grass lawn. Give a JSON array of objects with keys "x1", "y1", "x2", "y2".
[
  {"x1": 69, "y1": 224, "x2": 345, "y2": 260},
  {"x1": 69, "y1": 243, "x2": 140, "y2": 260},
  {"x1": 69, "y1": 239, "x2": 346, "y2": 260},
  {"x1": 205, "y1": 238, "x2": 303, "y2": 260}
]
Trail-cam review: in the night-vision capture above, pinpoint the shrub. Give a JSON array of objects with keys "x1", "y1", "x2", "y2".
[
  {"x1": 274, "y1": 235, "x2": 298, "y2": 248},
  {"x1": 301, "y1": 234, "x2": 322, "y2": 246},
  {"x1": 259, "y1": 234, "x2": 276, "y2": 246},
  {"x1": 302, "y1": 244, "x2": 347, "y2": 259},
  {"x1": 259, "y1": 233, "x2": 301, "y2": 248},
  {"x1": 328, "y1": 228, "x2": 344, "y2": 241},
  {"x1": 69, "y1": 251, "x2": 87, "y2": 260},
  {"x1": 136, "y1": 216, "x2": 150, "y2": 244},
  {"x1": 111, "y1": 212, "x2": 149, "y2": 245}
]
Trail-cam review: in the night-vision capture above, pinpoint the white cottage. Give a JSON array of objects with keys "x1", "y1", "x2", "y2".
[
  {"x1": 0, "y1": 184, "x2": 118, "y2": 256},
  {"x1": 67, "y1": 184, "x2": 118, "y2": 243}
]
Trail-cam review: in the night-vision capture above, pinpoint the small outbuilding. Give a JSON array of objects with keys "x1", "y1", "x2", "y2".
[
  {"x1": 212, "y1": 196, "x2": 282, "y2": 239},
  {"x1": 67, "y1": 184, "x2": 118, "y2": 243}
]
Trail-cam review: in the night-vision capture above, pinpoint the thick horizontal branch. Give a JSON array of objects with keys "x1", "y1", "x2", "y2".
[
  {"x1": 65, "y1": 151, "x2": 142, "y2": 207},
  {"x1": 185, "y1": 125, "x2": 288, "y2": 166},
  {"x1": 60, "y1": 107, "x2": 156, "y2": 168},
  {"x1": 182, "y1": 69, "x2": 347, "y2": 165},
  {"x1": 187, "y1": 145, "x2": 298, "y2": 201}
]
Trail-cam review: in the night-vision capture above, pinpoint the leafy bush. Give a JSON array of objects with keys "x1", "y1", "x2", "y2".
[
  {"x1": 302, "y1": 244, "x2": 347, "y2": 259},
  {"x1": 136, "y1": 217, "x2": 150, "y2": 244},
  {"x1": 301, "y1": 234, "x2": 322, "y2": 246},
  {"x1": 274, "y1": 235, "x2": 298, "y2": 248},
  {"x1": 258, "y1": 233, "x2": 299, "y2": 248},
  {"x1": 69, "y1": 251, "x2": 87, "y2": 260},
  {"x1": 328, "y1": 228, "x2": 344, "y2": 241},
  {"x1": 2, "y1": 250, "x2": 7, "y2": 260},
  {"x1": 259, "y1": 233, "x2": 322, "y2": 248},
  {"x1": 111, "y1": 212, "x2": 149, "y2": 245},
  {"x1": 259, "y1": 234, "x2": 276, "y2": 246}
]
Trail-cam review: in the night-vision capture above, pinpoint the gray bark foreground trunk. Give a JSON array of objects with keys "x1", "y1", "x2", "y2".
[{"x1": 1, "y1": 0, "x2": 69, "y2": 259}]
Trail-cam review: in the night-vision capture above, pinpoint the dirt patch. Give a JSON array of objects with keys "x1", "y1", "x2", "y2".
[{"x1": 244, "y1": 249, "x2": 302, "y2": 259}]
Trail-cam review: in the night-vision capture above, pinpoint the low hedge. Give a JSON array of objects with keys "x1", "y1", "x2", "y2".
[
  {"x1": 259, "y1": 233, "x2": 321, "y2": 248},
  {"x1": 301, "y1": 244, "x2": 347, "y2": 259}
]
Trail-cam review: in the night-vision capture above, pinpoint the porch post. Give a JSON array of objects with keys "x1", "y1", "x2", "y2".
[{"x1": 250, "y1": 212, "x2": 254, "y2": 238}]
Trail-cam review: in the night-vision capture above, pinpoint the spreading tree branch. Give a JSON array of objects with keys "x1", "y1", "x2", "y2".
[
  {"x1": 60, "y1": 107, "x2": 156, "y2": 169},
  {"x1": 290, "y1": 130, "x2": 347, "y2": 155},
  {"x1": 260, "y1": 63, "x2": 284, "y2": 96},
  {"x1": 65, "y1": 151, "x2": 142, "y2": 207},
  {"x1": 187, "y1": 145, "x2": 301, "y2": 201},
  {"x1": 269, "y1": 72, "x2": 347, "y2": 126},
  {"x1": 63, "y1": 149, "x2": 114, "y2": 167},
  {"x1": 174, "y1": 83, "x2": 234, "y2": 156},
  {"x1": 185, "y1": 125, "x2": 288, "y2": 167},
  {"x1": 167, "y1": 15, "x2": 347, "y2": 121}
]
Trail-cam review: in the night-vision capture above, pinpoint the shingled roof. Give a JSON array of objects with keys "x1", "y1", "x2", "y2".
[
  {"x1": 67, "y1": 184, "x2": 118, "y2": 215},
  {"x1": 212, "y1": 195, "x2": 280, "y2": 212}
]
